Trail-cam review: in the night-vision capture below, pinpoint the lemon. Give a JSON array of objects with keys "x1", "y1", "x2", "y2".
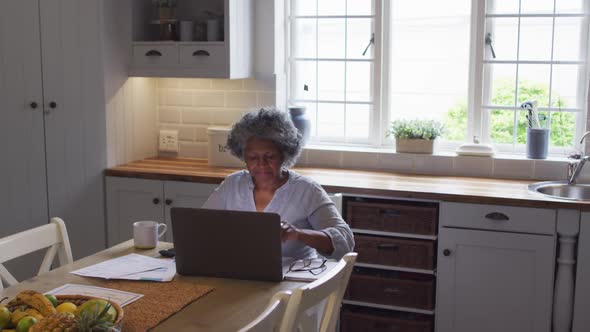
[
  {"x1": 0, "y1": 306, "x2": 10, "y2": 328},
  {"x1": 56, "y1": 302, "x2": 77, "y2": 314}
]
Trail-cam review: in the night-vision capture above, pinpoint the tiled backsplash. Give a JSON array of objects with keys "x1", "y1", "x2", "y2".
[
  {"x1": 154, "y1": 77, "x2": 577, "y2": 181},
  {"x1": 157, "y1": 78, "x2": 276, "y2": 158}
]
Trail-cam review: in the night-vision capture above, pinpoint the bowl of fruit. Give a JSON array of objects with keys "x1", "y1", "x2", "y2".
[{"x1": 1, "y1": 290, "x2": 123, "y2": 332}]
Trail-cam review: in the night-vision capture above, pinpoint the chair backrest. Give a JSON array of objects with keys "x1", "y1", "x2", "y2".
[
  {"x1": 0, "y1": 217, "x2": 73, "y2": 289},
  {"x1": 239, "y1": 291, "x2": 292, "y2": 332},
  {"x1": 280, "y1": 252, "x2": 357, "y2": 332}
]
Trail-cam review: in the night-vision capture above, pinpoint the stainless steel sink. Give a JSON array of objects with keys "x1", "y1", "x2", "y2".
[{"x1": 529, "y1": 181, "x2": 590, "y2": 201}]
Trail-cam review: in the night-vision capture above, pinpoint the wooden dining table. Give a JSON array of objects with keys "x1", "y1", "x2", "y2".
[{"x1": 2, "y1": 240, "x2": 306, "y2": 331}]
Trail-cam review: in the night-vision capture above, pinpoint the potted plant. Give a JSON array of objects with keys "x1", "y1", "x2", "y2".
[{"x1": 386, "y1": 119, "x2": 444, "y2": 154}]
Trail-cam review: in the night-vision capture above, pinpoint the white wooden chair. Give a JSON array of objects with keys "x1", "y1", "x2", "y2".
[
  {"x1": 239, "y1": 291, "x2": 292, "y2": 332},
  {"x1": 0, "y1": 217, "x2": 73, "y2": 289},
  {"x1": 280, "y1": 252, "x2": 358, "y2": 332}
]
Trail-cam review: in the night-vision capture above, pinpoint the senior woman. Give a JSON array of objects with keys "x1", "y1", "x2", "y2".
[{"x1": 202, "y1": 108, "x2": 354, "y2": 261}]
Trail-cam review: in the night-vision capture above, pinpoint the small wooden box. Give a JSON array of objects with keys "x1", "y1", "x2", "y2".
[
  {"x1": 340, "y1": 305, "x2": 433, "y2": 332},
  {"x1": 355, "y1": 235, "x2": 435, "y2": 269},
  {"x1": 347, "y1": 200, "x2": 438, "y2": 235}
]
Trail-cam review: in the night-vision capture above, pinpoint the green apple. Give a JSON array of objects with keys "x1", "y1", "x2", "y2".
[
  {"x1": 45, "y1": 294, "x2": 58, "y2": 307},
  {"x1": 16, "y1": 316, "x2": 37, "y2": 332}
]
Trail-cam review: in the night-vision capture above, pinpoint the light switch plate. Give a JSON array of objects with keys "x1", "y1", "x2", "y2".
[{"x1": 159, "y1": 130, "x2": 179, "y2": 152}]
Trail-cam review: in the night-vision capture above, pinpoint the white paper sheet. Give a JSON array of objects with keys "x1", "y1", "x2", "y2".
[
  {"x1": 113, "y1": 259, "x2": 176, "y2": 282},
  {"x1": 46, "y1": 284, "x2": 143, "y2": 307},
  {"x1": 70, "y1": 253, "x2": 168, "y2": 279}
]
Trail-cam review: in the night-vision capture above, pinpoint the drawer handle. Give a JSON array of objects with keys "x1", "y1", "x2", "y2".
[
  {"x1": 192, "y1": 50, "x2": 210, "y2": 56},
  {"x1": 145, "y1": 50, "x2": 162, "y2": 57},
  {"x1": 380, "y1": 209, "x2": 401, "y2": 217},
  {"x1": 384, "y1": 287, "x2": 401, "y2": 294},
  {"x1": 485, "y1": 212, "x2": 509, "y2": 221},
  {"x1": 377, "y1": 244, "x2": 399, "y2": 251}
]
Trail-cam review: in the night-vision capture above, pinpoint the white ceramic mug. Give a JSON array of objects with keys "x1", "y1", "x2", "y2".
[{"x1": 133, "y1": 221, "x2": 167, "y2": 249}]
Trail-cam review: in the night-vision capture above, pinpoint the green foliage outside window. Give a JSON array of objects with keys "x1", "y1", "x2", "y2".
[{"x1": 443, "y1": 79, "x2": 576, "y2": 147}]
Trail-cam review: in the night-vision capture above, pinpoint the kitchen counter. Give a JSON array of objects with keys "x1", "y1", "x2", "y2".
[{"x1": 105, "y1": 157, "x2": 590, "y2": 210}]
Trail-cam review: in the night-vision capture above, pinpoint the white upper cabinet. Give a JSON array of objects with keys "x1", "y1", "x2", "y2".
[{"x1": 129, "y1": 0, "x2": 253, "y2": 78}]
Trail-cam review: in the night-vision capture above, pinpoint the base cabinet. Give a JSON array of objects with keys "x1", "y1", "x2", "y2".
[
  {"x1": 435, "y1": 228, "x2": 555, "y2": 332},
  {"x1": 572, "y1": 212, "x2": 590, "y2": 331},
  {"x1": 106, "y1": 176, "x2": 217, "y2": 245}
]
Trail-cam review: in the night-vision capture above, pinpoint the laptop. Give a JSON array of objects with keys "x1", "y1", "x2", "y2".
[{"x1": 170, "y1": 207, "x2": 283, "y2": 282}]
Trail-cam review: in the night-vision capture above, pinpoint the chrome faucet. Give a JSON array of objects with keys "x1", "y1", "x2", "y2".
[{"x1": 568, "y1": 131, "x2": 590, "y2": 184}]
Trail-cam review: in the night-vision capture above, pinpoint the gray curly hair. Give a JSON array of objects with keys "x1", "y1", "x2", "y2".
[{"x1": 227, "y1": 108, "x2": 303, "y2": 168}]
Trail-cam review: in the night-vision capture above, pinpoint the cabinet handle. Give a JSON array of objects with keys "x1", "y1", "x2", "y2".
[
  {"x1": 443, "y1": 249, "x2": 451, "y2": 256},
  {"x1": 380, "y1": 209, "x2": 401, "y2": 217},
  {"x1": 30, "y1": 102, "x2": 38, "y2": 109},
  {"x1": 485, "y1": 212, "x2": 509, "y2": 221},
  {"x1": 192, "y1": 50, "x2": 210, "y2": 56},
  {"x1": 145, "y1": 50, "x2": 162, "y2": 57},
  {"x1": 377, "y1": 243, "x2": 399, "y2": 251},
  {"x1": 153, "y1": 198, "x2": 160, "y2": 205},
  {"x1": 49, "y1": 102, "x2": 57, "y2": 109},
  {"x1": 165, "y1": 199, "x2": 173, "y2": 206}
]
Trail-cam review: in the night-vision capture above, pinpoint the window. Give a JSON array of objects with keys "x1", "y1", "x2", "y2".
[{"x1": 287, "y1": 0, "x2": 590, "y2": 154}]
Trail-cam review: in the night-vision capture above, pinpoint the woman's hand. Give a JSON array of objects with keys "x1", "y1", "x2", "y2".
[{"x1": 281, "y1": 221, "x2": 299, "y2": 242}]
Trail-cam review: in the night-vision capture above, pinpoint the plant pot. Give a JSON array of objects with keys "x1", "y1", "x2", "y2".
[{"x1": 395, "y1": 139, "x2": 434, "y2": 154}]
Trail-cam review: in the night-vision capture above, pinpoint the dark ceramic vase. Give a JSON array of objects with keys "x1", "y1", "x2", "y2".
[{"x1": 289, "y1": 106, "x2": 311, "y2": 145}]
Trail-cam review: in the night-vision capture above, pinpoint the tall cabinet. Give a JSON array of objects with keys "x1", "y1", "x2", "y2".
[{"x1": 0, "y1": 0, "x2": 108, "y2": 279}]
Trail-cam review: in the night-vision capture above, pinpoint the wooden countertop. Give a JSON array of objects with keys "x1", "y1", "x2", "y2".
[{"x1": 105, "y1": 157, "x2": 590, "y2": 211}]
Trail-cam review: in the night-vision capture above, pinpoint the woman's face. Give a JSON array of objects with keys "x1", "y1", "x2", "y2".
[{"x1": 244, "y1": 137, "x2": 284, "y2": 184}]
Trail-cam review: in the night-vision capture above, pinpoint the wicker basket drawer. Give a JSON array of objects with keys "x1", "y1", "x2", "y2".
[
  {"x1": 347, "y1": 200, "x2": 438, "y2": 235},
  {"x1": 355, "y1": 235, "x2": 435, "y2": 270},
  {"x1": 340, "y1": 306, "x2": 433, "y2": 332},
  {"x1": 346, "y1": 269, "x2": 435, "y2": 310}
]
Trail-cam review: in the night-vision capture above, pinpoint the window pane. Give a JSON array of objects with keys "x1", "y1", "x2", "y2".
[
  {"x1": 318, "y1": 19, "x2": 346, "y2": 58},
  {"x1": 292, "y1": 19, "x2": 317, "y2": 58},
  {"x1": 318, "y1": 61, "x2": 345, "y2": 100},
  {"x1": 519, "y1": 18, "x2": 553, "y2": 61},
  {"x1": 488, "y1": 64, "x2": 517, "y2": 106},
  {"x1": 345, "y1": 104, "x2": 370, "y2": 138},
  {"x1": 347, "y1": 0, "x2": 374, "y2": 15},
  {"x1": 521, "y1": 0, "x2": 555, "y2": 14},
  {"x1": 490, "y1": 109, "x2": 515, "y2": 144},
  {"x1": 556, "y1": 0, "x2": 585, "y2": 13},
  {"x1": 550, "y1": 111, "x2": 576, "y2": 147},
  {"x1": 517, "y1": 64, "x2": 551, "y2": 107},
  {"x1": 485, "y1": 18, "x2": 518, "y2": 61},
  {"x1": 554, "y1": 17, "x2": 584, "y2": 61},
  {"x1": 347, "y1": 18, "x2": 373, "y2": 59},
  {"x1": 291, "y1": 61, "x2": 317, "y2": 100},
  {"x1": 487, "y1": 0, "x2": 519, "y2": 14},
  {"x1": 318, "y1": 0, "x2": 345, "y2": 16},
  {"x1": 291, "y1": 0, "x2": 317, "y2": 16},
  {"x1": 552, "y1": 64, "x2": 581, "y2": 109},
  {"x1": 389, "y1": 0, "x2": 471, "y2": 125},
  {"x1": 317, "y1": 103, "x2": 345, "y2": 137},
  {"x1": 443, "y1": 100, "x2": 468, "y2": 141},
  {"x1": 346, "y1": 62, "x2": 372, "y2": 102}
]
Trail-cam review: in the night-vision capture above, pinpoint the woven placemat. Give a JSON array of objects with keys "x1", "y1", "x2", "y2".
[{"x1": 96, "y1": 279, "x2": 214, "y2": 331}]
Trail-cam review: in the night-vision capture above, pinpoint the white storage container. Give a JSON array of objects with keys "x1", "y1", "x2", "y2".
[{"x1": 207, "y1": 126, "x2": 244, "y2": 167}]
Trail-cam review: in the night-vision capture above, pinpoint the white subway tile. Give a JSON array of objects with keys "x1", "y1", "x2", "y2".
[
  {"x1": 244, "y1": 78, "x2": 275, "y2": 92},
  {"x1": 212, "y1": 79, "x2": 244, "y2": 90},
  {"x1": 453, "y1": 156, "x2": 493, "y2": 177},
  {"x1": 180, "y1": 78, "x2": 212, "y2": 90},
  {"x1": 179, "y1": 142, "x2": 208, "y2": 158},
  {"x1": 534, "y1": 160, "x2": 568, "y2": 180},
  {"x1": 195, "y1": 127, "x2": 208, "y2": 142},
  {"x1": 493, "y1": 158, "x2": 534, "y2": 179},
  {"x1": 212, "y1": 109, "x2": 244, "y2": 126},
  {"x1": 162, "y1": 89, "x2": 192, "y2": 106},
  {"x1": 341, "y1": 151, "x2": 379, "y2": 170},
  {"x1": 258, "y1": 92, "x2": 276, "y2": 108},
  {"x1": 182, "y1": 109, "x2": 212, "y2": 125},
  {"x1": 378, "y1": 153, "x2": 414, "y2": 173},
  {"x1": 159, "y1": 107, "x2": 181, "y2": 123},
  {"x1": 193, "y1": 91, "x2": 225, "y2": 107},
  {"x1": 226, "y1": 91, "x2": 258, "y2": 108},
  {"x1": 160, "y1": 125, "x2": 195, "y2": 141},
  {"x1": 307, "y1": 149, "x2": 342, "y2": 167},
  {"x1": 158, "y1": 78, "x2": 180, "y2": 89},
  {"x1": 414, "y1": 154, "x2": 454, "y2": 175}
]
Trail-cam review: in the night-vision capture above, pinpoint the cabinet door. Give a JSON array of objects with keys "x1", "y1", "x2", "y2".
[
  {"x1": 39, "y1": 0, "x2": 107, "y2": 258},
  {"x1": 163, "y1": 181, "x2": 218, "y2": 242},
  {"x1": 436, "y1": 228, "x2": 555, "y2": 332},
  {"x1": 0, "y1": 0, "x2": 49, "y2": 281},
  {"x1": 573, "y1": 212, "x2": 590, "y2": 332},
  {"x1": 106, "y1": 177, "x2": 164, "y2": 246}
]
